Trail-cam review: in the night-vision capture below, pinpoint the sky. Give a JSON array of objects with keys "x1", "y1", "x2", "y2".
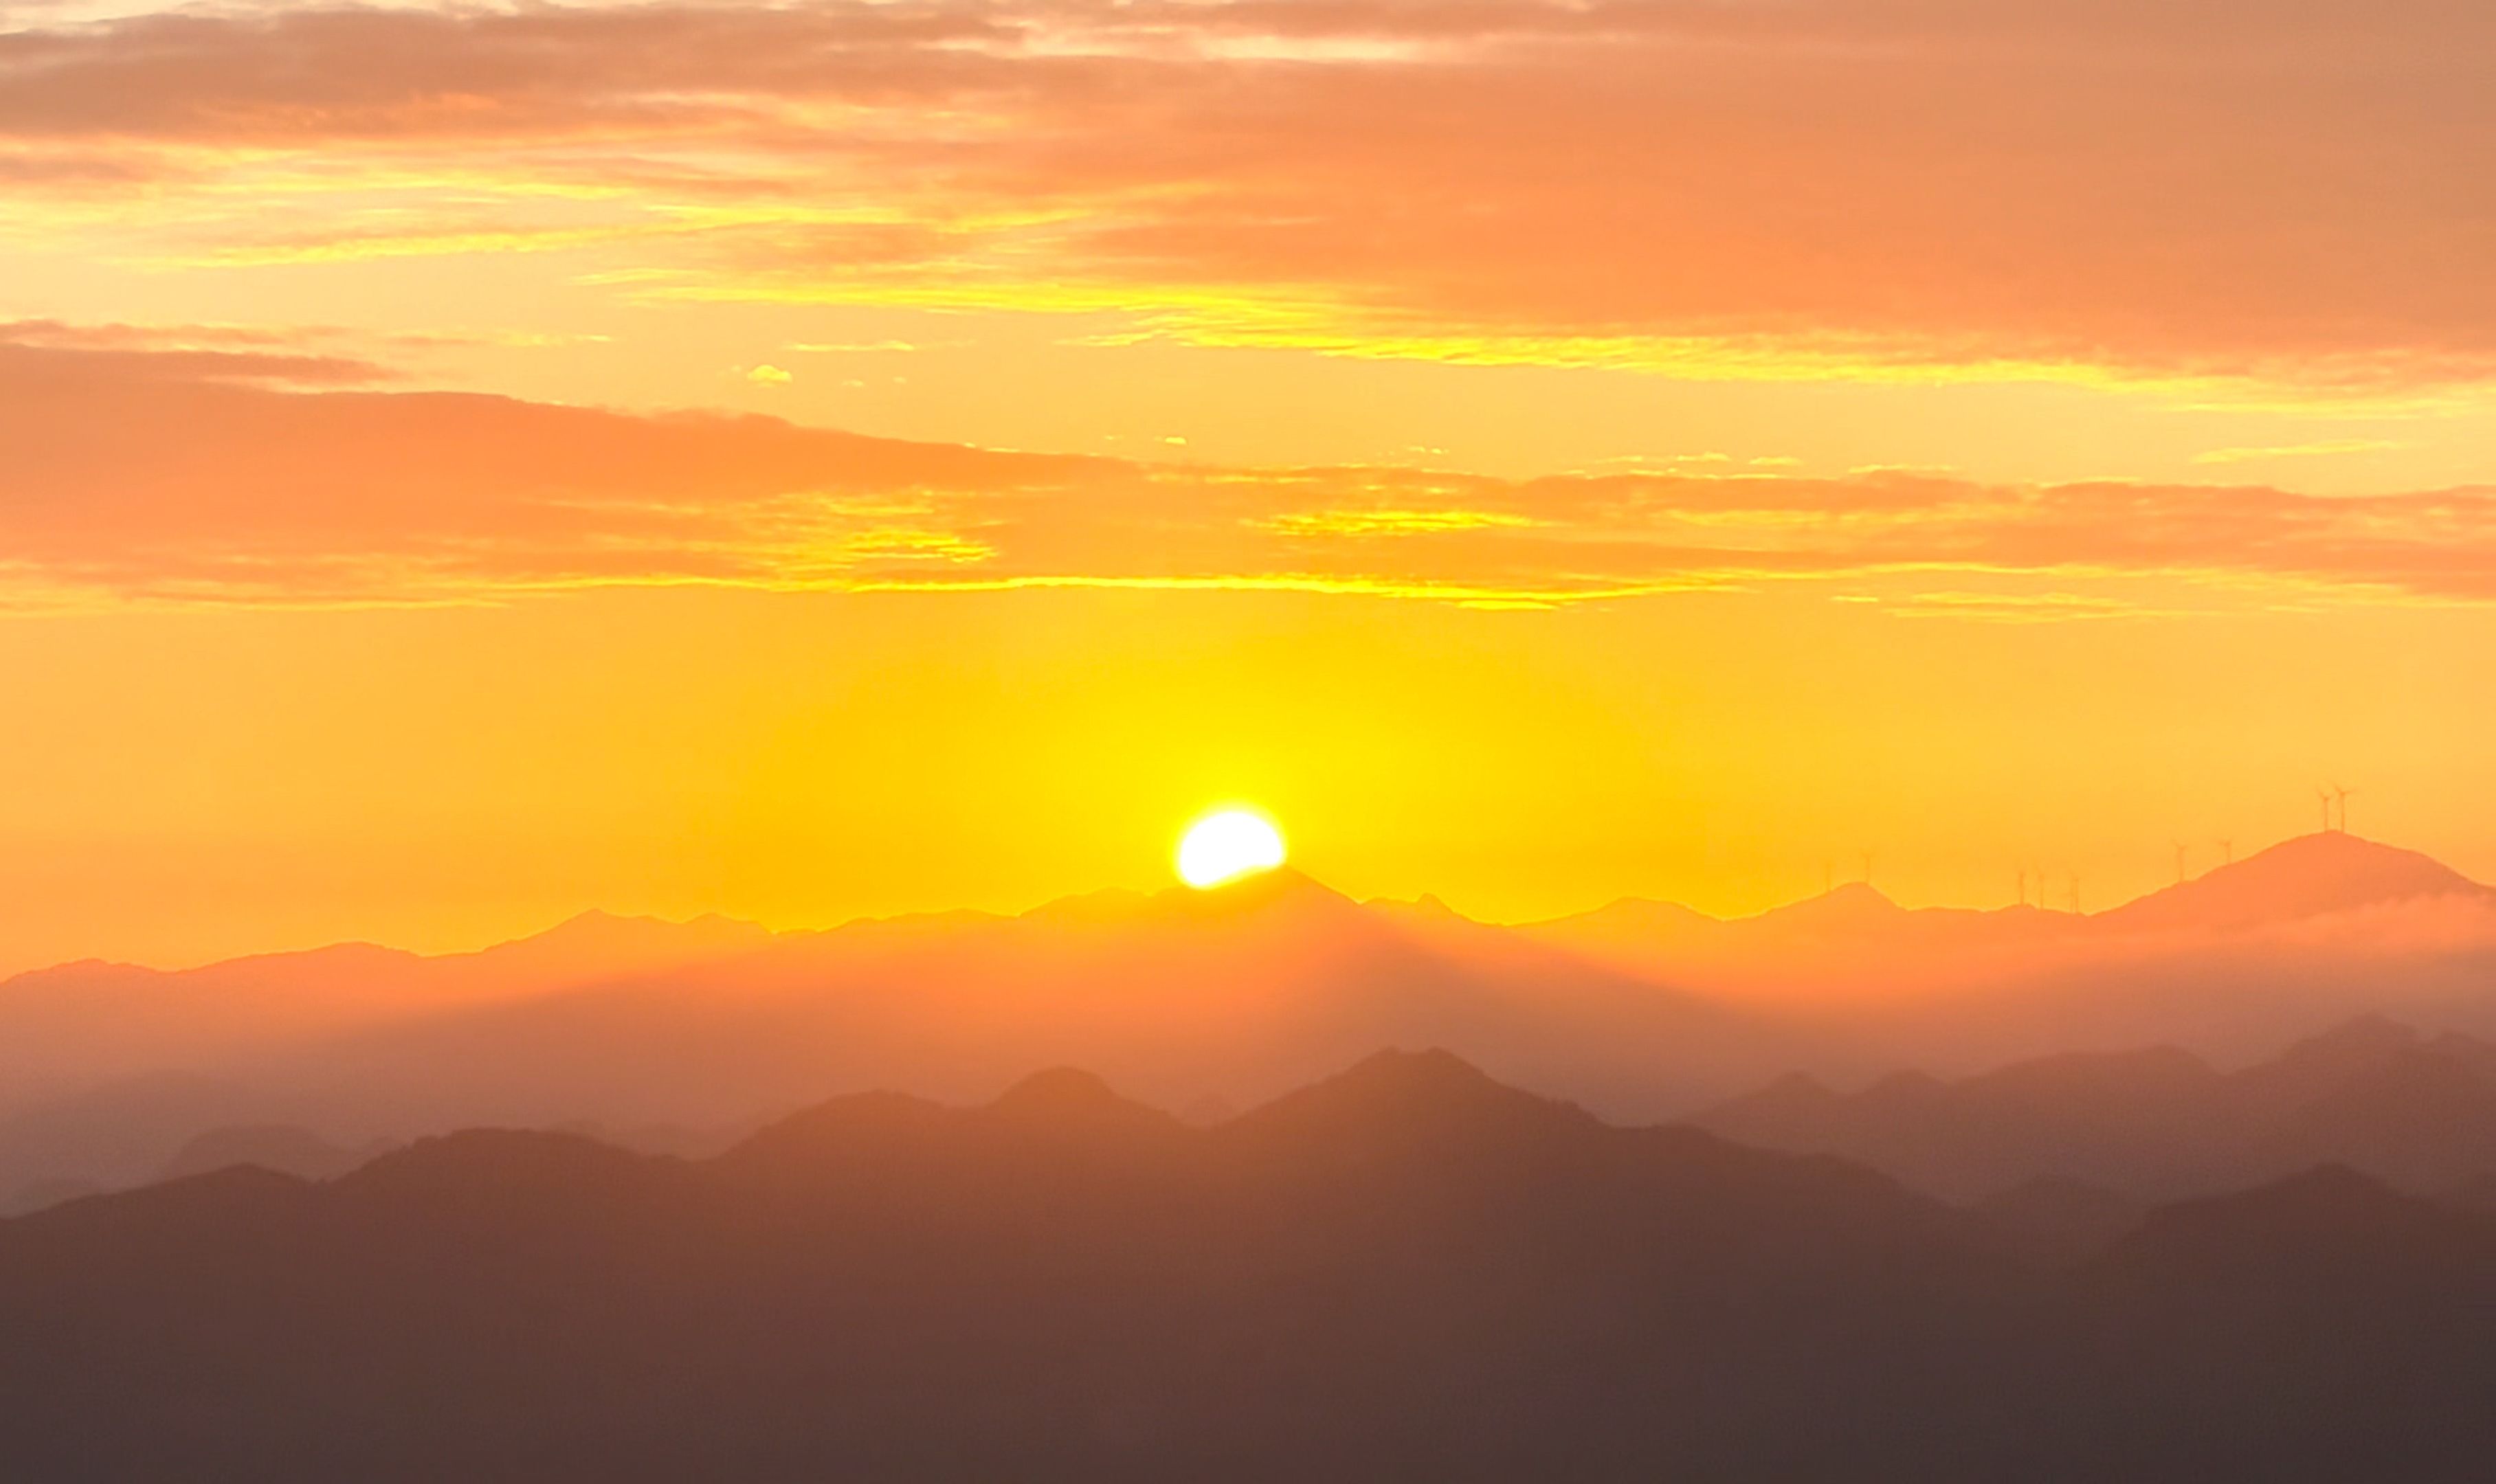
[{"x1": 3, "y1": 0, "x2": 2495, "y2": 971}]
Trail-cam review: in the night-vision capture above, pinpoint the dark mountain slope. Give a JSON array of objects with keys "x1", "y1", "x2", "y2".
[
  {"x1": 2075, "y1": 1169, "x2": 2496, "y2": 1481},
  {"x1": 3, "y1": 1055, "x2": 2491, "y2": 1479},
  {"x1": 0, "y1": 1051, "x2": 2059, "y2": 1483}
]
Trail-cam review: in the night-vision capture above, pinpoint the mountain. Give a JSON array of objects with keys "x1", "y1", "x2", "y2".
[
  {"x1": 0, "y1": 910, "x2": 780, "y2": 1103},
  {"x1": 1525, "y1": 834, "x2": 2496, "y2": 1075},
  {"x1": 0, "y1": 911, "x2": 794, "y2": 1193},
  {"x1": 0, "y1": 868, "x2": 1788, "y2": 1197},
  {"x1": 2097, "y1": 832, "x2": 2491, "y2": 934},
  {"x1": 1972, "y1": 1176, "x2": 2147, "y2": 1265},
  {"x1": 4, "y1": 1052, "x2": 2495, "y2": 1481},
  {"x1": 1518, "y1": 881, "x2": 2077, "y2": 995},
  {"x1": 179, "y1": 866, "x2": 1785, "y2": 1158},
  {"x1": 1694, "y1": 1017, "x2": 2496, "y2": 1202},
  {"x1": 2078, "y1": 1168, "x2": 2496, "y2": 1480},
  {"x1": 156, "y1": 1124, "x2": 398, "y2": 1184},
  {"x1": 12, "y1": 835, "x2": 2496, "y2": 1202},
  {"x1": 0, "y1": 944, "x2": 433, "y2": 1099},
  {"x1": 0, "y1": 1052, "x2": 2010, "y2": 1481},
  {"x1": 0, "y1": 1176, "x2": 100, "y2": 1218},
  {"x1": 1526, "y1": 833, "x2": 2494, "y2": 991}
]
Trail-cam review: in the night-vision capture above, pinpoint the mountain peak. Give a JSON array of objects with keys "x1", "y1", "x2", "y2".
[
  {"x1": 1021, "y1": 866, "x2": 1361, "y2": 929},
  {"x1": 2121, "y1": 1163, "x2": 2425, "y2": 1259},
  {"x1": 1142, "y1": 865, "x2": 1371, "y2": 928},
  {"x1": 2104, "y1": 831, "x2": 2487, "y2": 934},
  {"x1": 982, "y1": 1068, "x2": 1183, "y2": 1144},
  {"x1": 1757, "y1": 879, "x2": 1900, "y2": 930},
  {"x1": 2275, "y1": 1013, "x2": 2420, "y2": 1064},
  {"x1": 1230, "y1": 1048, "x2": 1595, "y2": 1151},
  {"x1": 1340, "y1": 1045, "x2": 1504, "y2": 1092},
  {"x1": 1367, "y1": 891, "x2": 1466, "y2": 920},
  {"x1": 1188, "y1": 863, "x2": 1352, "y2": 906}
]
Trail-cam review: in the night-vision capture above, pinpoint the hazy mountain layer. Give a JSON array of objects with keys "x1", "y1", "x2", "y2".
[
  {"x1": 8, "y1": 832, "x2": 2496, "y2": 1199},
  {"x1": 1697, "y1": 1015, "x2": 2496, "y2": 1202}
]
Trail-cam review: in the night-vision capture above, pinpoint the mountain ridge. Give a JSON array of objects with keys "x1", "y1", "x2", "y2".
[
  {"x1": 1694, "y1": 1014, "x2": 2496, "y2": 1203},
  {"x1": 14, "y1": 831, "x2": 2484, "y2": 992},
  {"x1": 5, "y1": 1049, "x2": 2495, "y2": 1481}
]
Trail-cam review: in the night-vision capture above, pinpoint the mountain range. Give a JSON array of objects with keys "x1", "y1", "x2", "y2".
[
  {"x1": 6, "y1": 831, "x2": 2496, "y2": 1203},
  {"x1": 1698, "y1": 1013, "x2": 2496, "y2": 1206},
  {"x1": 7, "y1": 1050, "x2": 2495, "y2": 1482}
]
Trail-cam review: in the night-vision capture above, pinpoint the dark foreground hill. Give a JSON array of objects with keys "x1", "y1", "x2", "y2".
[{"x1": 3, "y1": 1053, "x2": 2494, "y2": 1482}]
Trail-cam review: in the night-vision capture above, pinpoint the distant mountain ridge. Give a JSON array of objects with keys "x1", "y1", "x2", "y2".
[
  {"x1": 6, "y1": 833, "x2": 2496, "y2": 1203},
  {"x1": 14, "y1": 830, "x2": 2481, "y2": 998},
  {"x1": 2097, "y1": 832, "x2": 2489, "y2": 933},
  {"x1": 1695, "y1": 1014, "x2": 2496, "y2": 1203},
  {"x1": 1524, "y1": 830, "x2": 2495, "y2": 967},
  {"x1": 0, "y1": 908, "x2": 780, "y2": 1103}
]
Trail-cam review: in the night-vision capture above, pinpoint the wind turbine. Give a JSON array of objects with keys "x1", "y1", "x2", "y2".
[
  {"x1": 2332, "y1": 785, "x2": 2356, "y2": 835},
  {"x1": 2171, "y1": 840, "x2": 2189, "y2": 885},
  {"x1": 2217, "y1": 837, "x2": 2234, "y2": 866},
  {"x1": 2317, "y1": 787, "x2": 2335, "y2": 834},
  {"x1": 2068, "y1": 874, "x2": 2082, "y2": 914}
]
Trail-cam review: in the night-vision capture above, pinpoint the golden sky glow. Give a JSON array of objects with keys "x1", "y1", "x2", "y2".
[{"x1": 3, "y1": 0, "x2": 2494, "y2": 972}]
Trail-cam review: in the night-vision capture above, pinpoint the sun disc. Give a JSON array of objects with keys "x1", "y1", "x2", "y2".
[{"x1": 1177, "y1": 809, "x2": 1287, "y2": 888}]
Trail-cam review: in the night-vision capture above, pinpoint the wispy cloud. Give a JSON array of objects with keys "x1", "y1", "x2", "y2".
[
  {"x1": 2192, "y1": 439, "x2": 2405, "y2": 466},
  {"x1": 7, "y1": 329, "x2": 2496, "y2": 615},
  {"x1": 786, "y1": 340, "x2": 924, "y2": 354},
  {"x1": 1256, "y1": 509, "x2": 1544, "y2": 539}
]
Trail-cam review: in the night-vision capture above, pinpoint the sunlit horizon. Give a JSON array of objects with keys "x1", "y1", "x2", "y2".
[{"x1": 3, "y1": 0, "x2": 2492, "y2": 978}]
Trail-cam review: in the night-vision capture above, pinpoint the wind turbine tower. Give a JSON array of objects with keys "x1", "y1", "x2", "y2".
[
  {"x1": 2332, "y1": 785, "x2": 2356, "y2": 835},
  {"x1": 2172, "y1": 840, "x2": 2189, "y2": 885},
  {"x1": 2218, "y1": 837, "x2": 2234, "y2": 866},
  {"x1": 2317, "y1": 787, "x2": 2335, "y2": 834}
]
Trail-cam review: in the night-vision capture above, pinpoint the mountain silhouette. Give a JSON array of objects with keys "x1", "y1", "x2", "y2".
[
  {"x1": 4, "y1": 1052, "x2": 2495, "y2": 1480},
  {"x1": 2080, "y1": 1166, "x2": 2496, "y2": 1479},
  {"x1": 0, "y1": 910, "x2": 780, "y2": 1105},
  {"x1": 2097, "y1": 831, "x2": 2491, "y2": 934},
  {"x1": 1525, "y1": 831, "x2": 2495, "y2": 989},
  {"x1": 1972, "y1": 1175, "x2": 2146, "y2": 1265},
  {"x1": 1695, "y1": 1016, "x2": 2496, "y2": 1203},
  {"x1": 9, "y1": 833, "x2": 2496, "y2": 1202},
  {"x1": 146, "y1": 868, "x2": 1780, "y2": 1175},
  {"x1": 155, "y1": 1123, "x2": 398, "y2": 1184}
]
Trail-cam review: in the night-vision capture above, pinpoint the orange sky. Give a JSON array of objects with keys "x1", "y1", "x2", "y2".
[{"x1": 3, "y1": 0, "x2": 2494, "y2": 972}]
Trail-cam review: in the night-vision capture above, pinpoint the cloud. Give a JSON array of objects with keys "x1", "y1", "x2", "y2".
[
  {"x1": 1257, "y1": 509, "x2": 1544, "y2": 539},
  {"x1": 3, "y1": 1, "x2": 2495, "y2": 387},
  {"x1": 0, "y1": 318, "x2": 392, "y2": 385},
  {"x1": 786, "y1": 341, "x2": 920, "y2": 354},
  {"x1": 2192, "y1": 439, "x2": 2405, "y2": 466},
  {"x1": 7, "y1": 329, "x2": 2496, "y2": 613}
]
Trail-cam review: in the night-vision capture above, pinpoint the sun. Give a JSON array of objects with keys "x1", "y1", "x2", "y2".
[{"x1": 1176, "y1": 809, "x2": 1287, "y2": 889}]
